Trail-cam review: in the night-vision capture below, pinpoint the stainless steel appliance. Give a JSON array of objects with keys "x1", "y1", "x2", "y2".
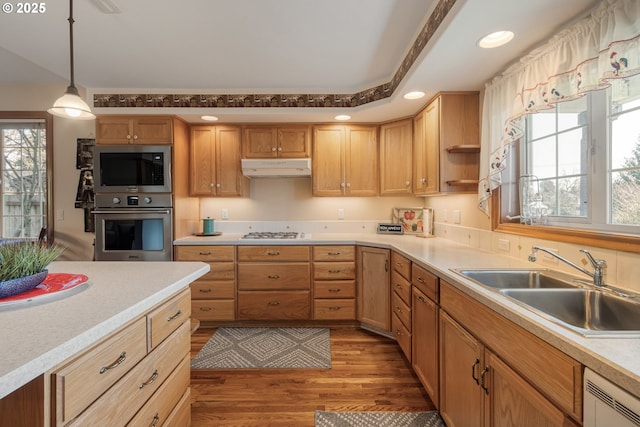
[
  {"x1": 241, "y1": 231, "x2": 309, "y2": 240},
  {"x1": 94, "y1": 193, "x2": 173, "y2": 261},
  {"x1": 93, "y1": 145, "x2": 171, "y2": 194}
]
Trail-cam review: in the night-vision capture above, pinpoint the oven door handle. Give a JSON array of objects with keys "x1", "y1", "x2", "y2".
[{"x1": 92, "y1": 209, "x2": 172, "y2": 215}]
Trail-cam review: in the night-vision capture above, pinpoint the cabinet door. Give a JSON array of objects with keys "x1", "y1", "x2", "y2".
[
  {"x1": 345, "y1": 125, "x2": 378, "y2": 196},
  {"x1": 278, "y1": 126, "x2": 311, "y2": 158},
  {"x1": 412, "y1": 287, "x2": 439, "y2": 406},
  {"x1": 313, "y1": 126, "x2": 345, "y2": 196},
  {"x1": 439, "y1": 311, "x2": 483, "y2": 427},
  {"x1": 485, "y1": 351, "x2": 570, "y2": 427},
  {"x1": 357, "y1": 246, "x2": 390, "y2": 331},
  {"x1": 190, "y1": 126, "x2": 216, "y2": 195},
  {"x1": 95, "y1": 117, "x2": 132, "y2": 144},
  {"x1": 413, "y1": 110, "x2": 427, "y2": 194},
  {"x1": 422, "y1": 98, "x2": 440, "y2": 194},
  {"x1": 215, "y1": 126, "x2": 245, "y2": 196},
  {"x1": 243, "y1": 127, "x2": 278, "y2": 158},
  {"x1": 132, "y1": 117, "x2": 173, "y2": 144},
  {"x1": 380, "y1": 119, "x2": 413, "y2": 195}
]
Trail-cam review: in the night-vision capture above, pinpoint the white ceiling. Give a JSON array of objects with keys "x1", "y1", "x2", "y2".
[{"x1": 0, "y1": 0, "x2": 599, "y2": 123}]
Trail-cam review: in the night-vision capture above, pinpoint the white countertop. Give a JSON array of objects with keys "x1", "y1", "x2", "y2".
[
  {"x1": 0, "y1": 261, "x2": 209, "y2": 400},
  {"x1": 176, "y1": 232, "x2": 640, "y2": 397}
]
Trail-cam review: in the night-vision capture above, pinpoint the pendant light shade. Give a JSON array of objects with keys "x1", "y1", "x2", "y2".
[{"x1": 48, "y1": 0, "x2": 95, "y2": 120}]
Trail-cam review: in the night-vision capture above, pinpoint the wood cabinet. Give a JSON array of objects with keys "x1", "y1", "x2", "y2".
[
  {"x1": 237, "y1": 246, "x2": 311, "y2": 320},
  {"x1": 50, "y1": 289, "x2": 191, "y2": 426},
  {"x1": 413, "y1": 92, "x2": 480, "y2": 195},
  {"x1": 312, "y1": 125, "x2": 379, "y2": 196},
  {"x1": 312, "y1": 245, "x2": 356, "y2": 320},
  {"x1": 190, "y1": 125, "x2": 248, "y2": 197},
  {"x1": 357, "y1": 246, "x2": 390, "y2": 333},
  {"x1": 411, "y1": 263, "x2": 439, "y2": 407},
  {"x1": 174, "y1": 245, "x2": 236, "y2": 322},
  {"x1": 95, "y1": 116, "x2": 173, "y2": 144},
  {"x1": 439, "y1": 280, "x2": 582, "y2": 426},
  {"x1": 242, "y1": 125, "x2": 311, "y2": 158},
  {"x1": 390, "y1": 252, "x2": 412, "y2": 360},
  {"x1": 380, "y1": 119, "x2": 413, "y2": 195}
]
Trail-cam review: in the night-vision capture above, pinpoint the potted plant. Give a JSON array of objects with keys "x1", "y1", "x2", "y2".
[{"x1": 0, "y1": 242, "x2": 64, "y2": 298}]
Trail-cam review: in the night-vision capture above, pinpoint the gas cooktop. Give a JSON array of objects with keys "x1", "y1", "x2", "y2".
[{"x1": 241, "y1": 231, "x2": 308, "y2": 240}]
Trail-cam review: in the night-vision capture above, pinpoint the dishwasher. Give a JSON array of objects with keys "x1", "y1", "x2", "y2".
[{"x1": 584, "y1": 368, "x2": 640, "y2": 427}]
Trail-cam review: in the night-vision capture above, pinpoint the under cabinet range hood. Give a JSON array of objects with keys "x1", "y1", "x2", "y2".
[{"x1": 241, "y1": 158, "x2": 311, "y2": 178}]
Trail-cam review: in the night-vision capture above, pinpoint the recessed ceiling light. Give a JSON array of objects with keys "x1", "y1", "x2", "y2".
[
  {"x1": 201, "y1": 115, "x2": 219, "y2": 121},
  {"x1": 478, "y1": 30, "x2": 514, "y2": 48},
  {"x1": 334, "y1": 115, "x2": 351, "y2": 121},
  {"x1": 404, "y1": 91, "x2": 425, "y2": 100}
]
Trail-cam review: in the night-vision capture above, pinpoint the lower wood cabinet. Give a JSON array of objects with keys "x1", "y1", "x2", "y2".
[
  {"x1": 357, "y1": 246, "x2": 390, "y2": 332},
  {"x1": 312, "y1": 245, "x2": 356, "y2": 320},
  {"x1": 50, "y1": 289, "x2": 191, "y2": 426}
]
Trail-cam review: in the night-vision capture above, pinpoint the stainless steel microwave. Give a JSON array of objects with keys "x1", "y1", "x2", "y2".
[{"x1": 93, "y1": 145, "x2": 172, "y2": 193}]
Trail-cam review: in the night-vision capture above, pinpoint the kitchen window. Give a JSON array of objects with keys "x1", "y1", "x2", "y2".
[{"x1": 0, "y1": 112, "x2": 52, "y2": 241}]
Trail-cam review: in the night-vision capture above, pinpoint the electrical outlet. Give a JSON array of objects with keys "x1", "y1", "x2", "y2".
[
  {"x1": 443, "y1": 209, "x2": 448, "y2": 222},
  {"x1": 221, "y1": 208, "x2": 229, "y2": 220},
  {"x1": 497, "y1": 239, "x2": 510, "y2": 252},
  {"x1": 56, "y1": 209, "x2": 64, "y2": 221},
  {"x1": 337, "y1": 208, "x2": 344, "y2": 220},
  {"x1": 453, "y1": 210, "x2": 461, "y2": 224}
]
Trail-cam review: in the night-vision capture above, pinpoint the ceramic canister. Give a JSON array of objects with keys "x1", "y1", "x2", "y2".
[{"x1": 203, "y1": 218, "x2": 214, "y2": 234}]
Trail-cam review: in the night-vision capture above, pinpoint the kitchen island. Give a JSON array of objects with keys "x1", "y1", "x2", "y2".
[
  {"x1": 175, "y1": 233, "x2": 640, "y2": 402},
  {"x1": 0, "y1": 260, "x2": 209, "y2": 426}
]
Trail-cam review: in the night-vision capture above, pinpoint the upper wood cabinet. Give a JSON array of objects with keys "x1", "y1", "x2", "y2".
[
  {"x1": 95, "y1": 116, "x2": 173, "y2": 145},
  {"x1": 189, "y1": 125, "x2": 248, "y2": 197},
  {"x1": 380, "y1": 119, "x2": 413, "y2": 196},
  {"x1": 413, "y1": 92, "x2": 480, "y2": 195},
  {"x1": 242, "y1": 125, "x2": 311, "y2": 158},
  {"x1": 312, "y1": 125, "x2": 379, "y2": 196}
]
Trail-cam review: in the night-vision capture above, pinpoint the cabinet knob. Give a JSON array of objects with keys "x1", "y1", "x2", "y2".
[
  {"x1": 406, "y1": 181, "x2": 410, "y2": 186},
  {"x1": 216, "y1": 183, "x2": 221, "y2": 188},
  {"x1": 277, "y1": 147, "x2": 282, "y2": 151},
  {"x1": 127, "y1": 134, "x2": 131, "y2": 140},
  {"x1": 133, "y1": 135, "x2": 138, "y2": 140},
  {"x1": 346, "y1": 183, "x2": 351, "y2": 188},
  {"x1": 272, "y1": 147, "x2": 277, "y2": 151}
]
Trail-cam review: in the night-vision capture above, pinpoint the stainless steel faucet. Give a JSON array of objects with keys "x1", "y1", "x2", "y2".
[{"x1": 528, "y1": 246, "x2": 607, "y2": 287}]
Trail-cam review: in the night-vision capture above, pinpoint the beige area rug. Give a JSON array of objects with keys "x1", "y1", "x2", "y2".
[
  {"x1": 191, "y1": 327, "x2": 331, "y2": 369},
  {"x1": 315, "y1": 411, "x2": 446, "y2": 427}
]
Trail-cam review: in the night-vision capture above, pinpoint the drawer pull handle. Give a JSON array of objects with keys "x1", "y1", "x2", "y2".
[
  {"x1": 99, "y1": 351, "x2": 127, "y2": 374},
  {"x1": 149, "y1": 413, "x2": 160, "y2": 427},
  {"x1": 267, "y1": 274, "x2": 280, "y2": 279},
  {"x1": 417, "y1": 296, "x2": 426, "y2": 303},
  {"x1": 267, "y1": 251, "x2": 280, "y2": 256},
  {"x1": 395, "y1": 283, "x2": 402, "y2": 288},
  {"x1": 328, "y1": 252, "x2": 341, "y2": 255},
  {"x1": 395, "y1": 306, "x2": 402, "y2": 314},
  {"x1": 139, "y1": 369, "x2": 159, "y2": 389},
  {"x1": 328, "y1": 306, "x2": 341, "y2": 310},
  {"x1": 199, "y1": 288, "x2": 212, "y2": 293},
  {"x1": 199, "y1": 252, "x2": 212, "y2": 256},
  {"x1": 395, "y1": 328, "x2": 402, "y2": 336},
  {"x1": 480, "y1": 366, "x2": 490, "y2": 395},
  {"x1": 167, "y1": 309, "x2": 182, "y2": 322},
  {"x1": 328, "y1": 270, "x2": 341, "y2": 273},
  {"x1": 268, "y1": 301, "x2": 280, "y2": 306},
  {"x1": 417, "y1": 277, "x2": 426, "y2": 283},
  {"x1": 200, "y1": 307, "x2": 212, "y2": 311},
  {"x1": 328, "y1": 288, "x2": 341, "y2": 293},
  {"x1": 471, "y1": 358, "x2": 480, "y2": 385}
]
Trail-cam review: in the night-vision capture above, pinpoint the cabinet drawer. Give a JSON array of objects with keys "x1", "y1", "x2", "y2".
[
  {"x1": 392, "y1": 291, "x2": 412, "y2": 332},
  {"x1": 200, "y1": 262, "x2": 235, "y2": 281},
  {"x1": 52, "y1": 317, "x2": 148, "y2": 425},
  {"x1": 313, "y1": 280, "x2": 356, "y2": 298},
  {"x1": 392, "y1": 251, "x2": 411, "y2": 280},
  {"x1": 192, "y1": 300, "x2": 235, "y2": 321},
  {"x1": 314, "y1": 299, "x2": 356, "y2": 320},
  {"x1": 237, "y1": 291, "x2": 310, "y2": 320},
  {"x1": 313, "y1": 262, "x2": 356, "y2": 280},
  {"x1": 68, "y1": 322, "x2": 189, "y2": 426},
  {"x1": 391, "y1": 270, "x2": 411, "y2": 306},
  {"x1": 313, "y1": 245, "x2": 355, "y2": 261},
  {"x1": 392, "y1": 312, "x2": 411, "y2": 362},
  {"x1": 175, "y1": 245, "x2": 235, "y2": 261},
  {"x1": 238, "y1": 263, "x2": 310, "y2": 290},
  {"x1": 163, "y1": 388, "x2": 191, "y2": 427},
  {"x1": 412, "y1": 263, "x2": 438, "y2": 302},
  {"x1": 147, "y1": 289, "x2": 191, "y2": 351},
  {"x1": 238, "y1": 245, "x2": 310, "y2": 261},
  {"x1": 126, "y1": 355, "x2": 190, "y2": 427},
  {"x1": 191, "y1": 280, "x2": 235, "y2": 299}
]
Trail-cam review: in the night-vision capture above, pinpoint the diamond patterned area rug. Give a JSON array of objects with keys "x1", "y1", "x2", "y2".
[
  {"x1": 315, "y1": 411, "x2": 446, "y2": 427},
  {"x1": 191, "y1": 327, "x2": 331, "y2": 369}
]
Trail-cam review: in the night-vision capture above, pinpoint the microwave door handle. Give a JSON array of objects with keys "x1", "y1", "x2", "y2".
[{"x1": 92, "y1": 209, "x2": 171, "y2": 215}]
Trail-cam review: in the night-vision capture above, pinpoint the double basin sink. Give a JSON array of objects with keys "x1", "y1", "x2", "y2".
[{"x1": 452, "y1": 268, "x2": 640, "y2": 338}]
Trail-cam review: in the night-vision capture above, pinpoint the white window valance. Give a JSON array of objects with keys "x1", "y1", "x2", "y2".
[{"x1": 478, "y1": 0, "x2": 640, "y2": 215}]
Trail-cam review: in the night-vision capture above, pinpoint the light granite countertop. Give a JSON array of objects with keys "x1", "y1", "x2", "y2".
[
  {"x1": 175, "y1": 232, "x2": 640, "y2": 397},
  {"x1": 0, "y1": 261, "x2": 209, "y2": 400}
]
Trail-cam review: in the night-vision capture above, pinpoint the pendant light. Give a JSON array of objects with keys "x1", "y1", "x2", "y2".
[{"x1": 48, "y1": 0, "x2": 95, "y2": 120}]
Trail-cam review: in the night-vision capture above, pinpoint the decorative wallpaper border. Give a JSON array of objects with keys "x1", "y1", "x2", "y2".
[{"x1": 93, "y1": 0, "x2": 457, "y2": 109}]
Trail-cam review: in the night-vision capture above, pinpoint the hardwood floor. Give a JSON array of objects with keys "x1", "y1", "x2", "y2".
[{"x1": 190, "y1": 327, "x2": 435, "y2": 427}]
